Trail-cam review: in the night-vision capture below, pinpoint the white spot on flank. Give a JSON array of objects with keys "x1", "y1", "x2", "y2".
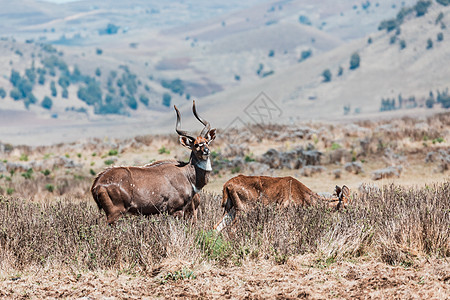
[{"x1": 152, "y1": 192, "x2": 154, "y2": 195}]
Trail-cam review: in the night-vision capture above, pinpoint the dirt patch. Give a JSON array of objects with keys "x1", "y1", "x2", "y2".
[{"x1": 1, "y1": 257, "x2": 448, "y2": 299}]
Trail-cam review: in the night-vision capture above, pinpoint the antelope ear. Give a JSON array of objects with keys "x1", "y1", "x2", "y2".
[
  {"x1": 335, "y1": 185, "x2": 342, "y2": 197},
  {"x1": 179, "y1": 136, "x2": 194, "y2": 149},
  {"x1": 341, "y1": 185, "x2": 350, "y2": 197},
  {"x1": 207, "y1": 128, "x2": 216, "y2": 143}
]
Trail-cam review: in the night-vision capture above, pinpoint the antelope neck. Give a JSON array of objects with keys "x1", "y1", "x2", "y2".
[{"x1": 188, "y1": 153, "x2": 212, "y2": 194}]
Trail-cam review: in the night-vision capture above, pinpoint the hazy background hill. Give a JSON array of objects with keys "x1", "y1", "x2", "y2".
[{"x1": 0, "y1": 0, "x2": 448, "y2": 144}]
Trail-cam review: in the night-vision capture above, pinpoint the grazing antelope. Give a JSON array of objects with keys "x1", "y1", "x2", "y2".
[
  {"x1": 214, "y1": 175, "x2": 351, "y2": 231},
  {"x1": 91, "y1": 101, "x2": 216, "y2": 225}
]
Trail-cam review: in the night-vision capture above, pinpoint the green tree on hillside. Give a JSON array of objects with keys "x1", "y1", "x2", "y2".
[
  {"x1": 41, "y1": 96, "x2": 53, "y2": 110},
  {"x1": 77, "y1": 79, "x2": 102, "y2": 106},
  {"x1": 139, "y1": 94, "x2": 149, "y2": 106},
  {"x1": 349, "y1": 53, "x2": 360, "y2": 70},
  {"x1": 322, "y1": 69, "x2": 332, "y2": 82},
  {"x1": 50, "y1": 81, "x2": 57, "y2": 97},
  {"x1": 62, "y1": 87, "x2": 68, "y2": 99},
  {"x1": 414, "y1": 0, "x2": 431, "y2": 17},
  {"x1": 126, "y1": 95, "x2": 138, "y2": 110},
  {"x1": 10, "y1": 70, "x2": 21, "y2": 86}
]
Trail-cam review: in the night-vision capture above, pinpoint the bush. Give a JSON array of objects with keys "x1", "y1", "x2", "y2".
[
  {"x1": 268, "y1": 50, "x2": 275, "y2": 57},
  {"x1": 41, "y1": 96, "x2": 53, "y2": 110},
  {"x1": 45, "y1": 184, "x2": 54, "y2": 192},
  {"x1": 322, "y1": 69, "x2": 332, "y2": 82},
  {"x1": 96, "y1": 48, "x2": 103, "y2": 55},
  {"x1": 337, "y1": 66, "x2": 343, "y2": 76},
  {"x1": 108, "y1": 149, "x2": 118, "y2": 156},
  {"x1": 399, "y1": 40, "x2": 406, "y2": 50},
  {"x1": 437, "y1": 32, "x2": 444, "y2": 42},
  {"x1": 437, "y1": 0, "x2": 450, "y2": 5},
  {"x1": 95, "y1": 68, "x2": 101, "y2": 77},
  {"x1": 0, "y1": 87, "x2": 6, "y2": 98},
  {"x1": 349, "y1": 53, "x2": 360, "y2": 70}
]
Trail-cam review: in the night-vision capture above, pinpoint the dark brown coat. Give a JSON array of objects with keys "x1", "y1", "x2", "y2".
[{"x1": 91, "y1": 101, "x2": 216, "y2": 225}]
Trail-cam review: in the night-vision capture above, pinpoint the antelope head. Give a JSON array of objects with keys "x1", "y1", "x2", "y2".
[
  {"x1": 174, "y1": 101, "x2": 216, "y2": 171},
  {"x1": 334, "y1": 185, "x2": 351, "y2": 210}
]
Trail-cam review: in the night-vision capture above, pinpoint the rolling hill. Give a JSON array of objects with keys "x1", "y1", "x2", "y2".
[{"x1": 0, "y1": 0, "x2": 448, "y2": 144}]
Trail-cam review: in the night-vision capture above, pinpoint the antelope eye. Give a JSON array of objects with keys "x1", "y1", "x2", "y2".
[{"x1": 194, "y1": 144, "x2": 199, "y2": 148}]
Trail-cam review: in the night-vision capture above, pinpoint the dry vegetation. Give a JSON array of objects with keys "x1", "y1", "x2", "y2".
[
  {"x1": 0, "y1": 113, "x2": 449, "y2": 298},
  {"x1": 0, "y1": 183, "x2": 448, "y2": 298}
]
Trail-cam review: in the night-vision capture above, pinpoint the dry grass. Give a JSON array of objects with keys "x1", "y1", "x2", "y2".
[{"x1": 0, "y1": 182, "x2": 448, "y2": 277}]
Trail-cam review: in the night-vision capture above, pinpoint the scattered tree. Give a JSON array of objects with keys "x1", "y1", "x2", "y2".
[
  {"x1": 139, "y1": 94, "x2": 149, "y2": 106},
  {"x1": 426, "y1": 38, "x2": 433, "y2": 49},
  {"x1": 62, "y1": 87, "x2": 68, "y2": 99},
  {"x1": 437, "y1": 32, "x2": 444, "y2": 42},
  {"x1": 414, "y1": 0, "x2": 432, "y2": 17},
  {"x1": 349, "y1": 53, "x2": 360, "y2": 70},
  {"x1": 41, "y1": 96, "x2": 53, "y2": 110},
  {"x1": 50, "y1": 81, "x2": 57, "y2": 97},
  {"x1": 322, "y1": 69, "x2": 332, "y2": 82},
  {"x1": 390, "y1": 36, "x2": 396, "y2": 44},
  {"x1": 299, "y1": 49, "x2": 312, "y2": 61},
  {"x1": 126, "y1": 95, "x2": 137, "y2": 110}
]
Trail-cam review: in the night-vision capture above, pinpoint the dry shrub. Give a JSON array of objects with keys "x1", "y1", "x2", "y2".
[{"x1": 0, "y1": 182, "x2": 448, "y2": 275}]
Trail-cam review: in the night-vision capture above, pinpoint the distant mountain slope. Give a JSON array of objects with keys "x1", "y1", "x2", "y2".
[
  {"x1": 183, "y1": 2, "x2": 450, "y2": 128},
  {"x1": 0, "y1": 0, "x2": 445, "y2": 125}
]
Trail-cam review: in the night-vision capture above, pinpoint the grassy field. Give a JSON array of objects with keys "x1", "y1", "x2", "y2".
[
  {"x1": 0, "y1": 182, "x2": 448, "y2": 298},
  {"x1": 0, "y1": 113, "x2": 449, "y2": 298}
]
